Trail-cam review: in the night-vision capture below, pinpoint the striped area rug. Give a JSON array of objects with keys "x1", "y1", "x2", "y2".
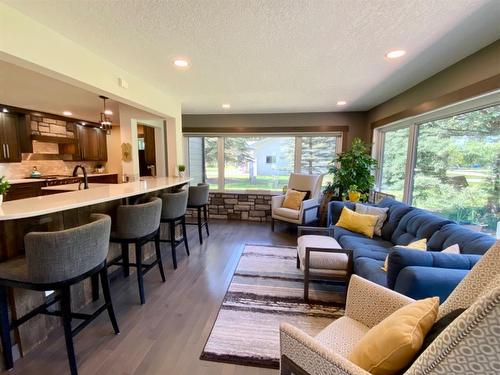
[{"x1": 200, "y1": 244, "x2": 345, "y2": 369}]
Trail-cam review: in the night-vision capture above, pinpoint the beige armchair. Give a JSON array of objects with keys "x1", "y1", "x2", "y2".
[
  {"x1": 280, "y1": 240, "x2": 500, "y2": 375},
  {"x1": 272, "y1": 173, "x2": 324, "y2": 231}
]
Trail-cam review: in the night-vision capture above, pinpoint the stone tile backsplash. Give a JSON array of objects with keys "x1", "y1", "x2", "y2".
[{"x1": 0, "y1": 160, "x2": 101, "y2": 179}]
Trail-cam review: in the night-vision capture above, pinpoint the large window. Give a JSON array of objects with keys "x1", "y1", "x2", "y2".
[
  {"x1": 224, "y1": 137, "x2": 294, "y2": 191},
  {"x1": 379, "y1": 127, "x2": 409, "y2": 201},
  {"x1": 375, "y1": 95, "x2": 500, "y2": 235},
  {"x1": 185, "y1": 134, "x2": 341, "y2": 192},
  {"x1": 411, "y1": 105, "x2": 499, "y2": 233}
]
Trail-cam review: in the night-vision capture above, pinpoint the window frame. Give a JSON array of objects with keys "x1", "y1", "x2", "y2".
[
  {"x1": 184, "y1": 132, "x2": 343, "y2": 193},
  {"x1": 373, "y1": 90, "x2": 500, "y2": 204}
]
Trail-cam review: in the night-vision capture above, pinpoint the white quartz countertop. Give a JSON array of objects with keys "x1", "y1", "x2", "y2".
[
  {"x1": 0, "y1": 176, "x2": 191, "y2": 221},
  {"x1": 41, "y1": 183, "x2": 111, "y2": 191}
]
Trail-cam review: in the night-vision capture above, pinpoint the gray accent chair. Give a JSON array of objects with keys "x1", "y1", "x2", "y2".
[
  {"x1": 109, "y1": 197, "x2": 165, "y2": 305},
  {"x1": 187, "y1": 183, "x2": 210, "y2": 244},
  {"x1": 280, "y1": 240, "x2": 500, "y2": 375},
  {"x1": 160, "y1": 189, "x2": 189, "y2": 269},
  {"x1": 0, "y1": 214, "x2": 119, "y2": 375}
]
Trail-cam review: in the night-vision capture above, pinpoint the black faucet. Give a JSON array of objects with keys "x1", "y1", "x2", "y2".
[{"x1": 72, "y1": 165, "x2": 89, "y2": 190}]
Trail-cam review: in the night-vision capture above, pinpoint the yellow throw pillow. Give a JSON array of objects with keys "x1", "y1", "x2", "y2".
[
  {"x1": 282, "y1": 189, "x2": 307, "y2": 210},
  {"x1": 349, "y1": 297, "x2": 439, "y2": 375},
  {"x1": 336, "y1": 207, "x2": 379, "y2": 238},
  {"x1": 381, "y1": 238, "x2": 428, "y2": 272}
]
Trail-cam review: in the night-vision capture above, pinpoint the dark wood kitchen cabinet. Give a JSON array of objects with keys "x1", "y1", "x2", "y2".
[
  {"x1": 76, "y1": 125, "x2": 108, "y2": 161},
  {"x1": 0, "y1": 113, "x2": 22, "y2": 162}
]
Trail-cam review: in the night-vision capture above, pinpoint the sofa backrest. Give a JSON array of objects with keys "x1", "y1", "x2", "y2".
[
  {"x1": 377, "y1": 198, "x2": 414, "y2": 241},
  {"x1": 327, "y1": 201, "x2": 355, "y2": 227},
  {"x1": 390, "y1": 207, "x2": 453, "y2": 246},
  {"x1": 427, "y1": 223, "x2": 495, "y2": 255}
]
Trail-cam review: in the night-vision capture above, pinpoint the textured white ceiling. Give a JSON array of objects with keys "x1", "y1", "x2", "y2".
[{"x1": 4, "y1": 0, "x2": 500, "y2": 114}]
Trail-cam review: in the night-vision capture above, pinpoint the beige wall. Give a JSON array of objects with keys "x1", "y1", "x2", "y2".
[
  {"x1": 368, "y1": 40, "x2": 500, "y2": 125},
  {"x1": 182, "y1": 112, "x2": 369, "y2": 149}
]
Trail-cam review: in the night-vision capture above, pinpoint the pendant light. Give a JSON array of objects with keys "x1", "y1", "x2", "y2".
[{"x1": 99, "y1": 95, "x2": 112, "y2": 135}]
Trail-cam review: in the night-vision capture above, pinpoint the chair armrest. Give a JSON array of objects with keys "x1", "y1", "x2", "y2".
[
  {"x1": 280, "y1": 323, "x2": 370, "y2": 375},
  {"x1": 297, "y1": 226, "x2": 334, "y2": 237},
  {"x1": 387, "y1": 248, "x2": 481, "y2": 290},
  {"x1": 272, "y1": 195, "x2": 285, "y2": 210},
  {"x1": 345, "y1": 275, "x2": 414, "y2": 328},
  {"x1": 300, "y1": 198, "x2": 320, "y2": 224}
]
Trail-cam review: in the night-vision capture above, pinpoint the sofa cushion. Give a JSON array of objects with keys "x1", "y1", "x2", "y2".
[
  {"x1": 273, "y1": 207, "x2": 300, "y2": 220},
  {"x1": 354, "y1": 257, "x2": 387, "y2": 287},
  {"x1": 390, "y1": 208, "x2": 452, "y2": 246},
  {"x1": 340, "y1": 235, "x2": 394, "y2": 255},
  {"x1": 427, "y1": 223, "x2": 495, "y2": 254},
  {"x1": 377, "y1": 198, "x2": 414, "y2": 241},
  {"x1": 333, "y1": 226, "x2": 367, "y2": 242}
]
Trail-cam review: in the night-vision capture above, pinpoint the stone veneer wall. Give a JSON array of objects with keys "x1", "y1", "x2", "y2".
[
  {"x1": 186, "y1": 192, "x2": 273, "y2": 222},
  {"x1": 29, "y1": 115, "x2": 75, "y2": 138}
]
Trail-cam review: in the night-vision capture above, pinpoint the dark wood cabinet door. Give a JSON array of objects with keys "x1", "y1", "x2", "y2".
[
  {"x1": 0, "y1": 113, "x2": 22, "y2": 162},
  {"x1": 97, "y1": 129, "x2": 108, "y2": 161},
  {"x1": 143, "y1": 126, "x2": 156, "y2": 166}
]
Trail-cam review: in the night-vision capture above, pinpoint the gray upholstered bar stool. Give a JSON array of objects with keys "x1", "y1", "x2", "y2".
[
  {"x1": 0, "y1": 214, "x2": 119, "y2": 375},
  {"x1": 160, "y1": 190, "x2": 189, "y2": 269},
  {"x1": 108, "y1": 197, "x2": 164, "y2": 305},
  {"x1": 187, "y1": 183, "x2": 210, "y2": 244}
]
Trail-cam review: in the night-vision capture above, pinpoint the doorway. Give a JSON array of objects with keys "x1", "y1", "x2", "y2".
[{"x1": 138, "y1": 124, "x2": 156, "y2": 176}]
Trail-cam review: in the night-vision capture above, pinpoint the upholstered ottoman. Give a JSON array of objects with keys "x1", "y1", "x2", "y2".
[{"x1": 297, "y1": 235, "x2": 353, "y2": 301}]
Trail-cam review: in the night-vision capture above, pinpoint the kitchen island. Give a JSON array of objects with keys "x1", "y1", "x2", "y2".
[{"x1": 0, "y1": 176, "x2": 191, "y2": 362}]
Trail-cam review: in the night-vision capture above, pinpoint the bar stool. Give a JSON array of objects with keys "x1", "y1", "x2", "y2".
[
  {"x1": 160, "y1": 190, "x2": 189, "y2": 269},
  {"x1": 108, "y1": 197, "x2": 164, "y2": 305},
  {"x1": 0, "y1": 214, "x2": 118, "y2": 375},
  {"x1": 187, "y1": 183, "x2": 210, "y2": 244}
]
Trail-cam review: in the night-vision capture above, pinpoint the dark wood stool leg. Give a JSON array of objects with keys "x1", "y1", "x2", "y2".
[
  {"x1": 0, "y1": 286, "x2": 13, "y2": 370},
  {"x1": 154, "y1": 231, "x2": 166, "y2": 282},
  {"x1": 61, "y1": 286, "x2": 78, "y2": 375},
  {"x1": 121, "y1": 242, "x2": 130, "y2": 278},
  {"x1": 271, "y1": 217, "x2": 275, "y2": 232},
  {"x1": 169, "y1": 221, "x2": 177, "y2": 269},
  {"x1": 197, "y1": 207, "x2": 203, "y2": 244},
  {"x1": 182, "y1": 217, "x2": 190, "y2": 256},
  {"x1": 203, "y1": 204, "x2": 209, "y2": 236},
  {"x1": 99, "y1": 267, "x2": 120, "y2": 334},
  {"x1": 135, "y1": 242, "x2": 146, "y2": 305},
  {"x1": 91, "y1": 273, "x2": 99, "y2": 301}
]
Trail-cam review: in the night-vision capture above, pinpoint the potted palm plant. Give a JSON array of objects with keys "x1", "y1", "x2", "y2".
[{"x1": 0, "y1": 176, "x2": 10, "y2": 205}]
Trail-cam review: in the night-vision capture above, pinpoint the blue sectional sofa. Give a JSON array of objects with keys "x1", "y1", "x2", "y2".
[{"x1": 327, "y1": 198, "x2": 495, "y2": 302}]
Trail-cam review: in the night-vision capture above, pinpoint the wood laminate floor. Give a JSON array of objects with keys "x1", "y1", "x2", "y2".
[{"x1": 2, "y1": 220, "x2": 297, "y2": 375}]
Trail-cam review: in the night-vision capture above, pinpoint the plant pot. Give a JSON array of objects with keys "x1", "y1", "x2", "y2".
[
  {"x1": 319, "y1": 191, "x2": 335, "y2": 226},
  {"x1": 0, "y1": 194, "x2": 3, "y2": 205},
  {"x1": 348, "y1": 191, "x2": 361, "y2": 202},
  {"x1": 178, "y1": 171, "x2": 185, "y2": 177}
]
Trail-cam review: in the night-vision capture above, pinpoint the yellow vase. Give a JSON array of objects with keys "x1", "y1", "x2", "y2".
[{"x1": 348, "y1": 191, "x2": 361, "y2": 202}]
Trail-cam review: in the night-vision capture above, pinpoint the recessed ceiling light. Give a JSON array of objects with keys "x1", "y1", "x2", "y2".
[
  {"x1": 104, "y1": 109, "x2": 113, "y2": 115},
  {"x1": 63, "y1": 111, "x2": 72, "y2": 116},
  {"x1": 173, "y1": 59, "x2": 189, "y2": 68},
  {"x1": 2, "y1": 108, "x2": 8, "y2": 113},
  {"x1": 337, "y1": 101, "x2": 347, "y2": 106},
  {"x1": 385, "y1": 50, "x2": 406, "y2": 59},
  {"x1": 222, "y1": 104, "x2": 231, "y2": 109},
  {"x1": 81, "y1": 122, "x2": 86, "y2": 125}
]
